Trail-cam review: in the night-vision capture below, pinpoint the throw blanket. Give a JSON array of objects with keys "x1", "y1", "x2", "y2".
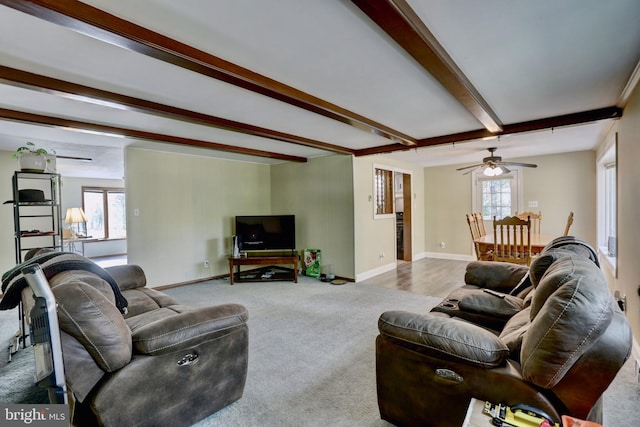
[{"x1": 1, "y1": 251, "x2": 128, "y2": 314}]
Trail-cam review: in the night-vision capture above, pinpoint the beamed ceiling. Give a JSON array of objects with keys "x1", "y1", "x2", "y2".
[{"x1": 0, "y1": 0, "x2": 638, "y2": 179}]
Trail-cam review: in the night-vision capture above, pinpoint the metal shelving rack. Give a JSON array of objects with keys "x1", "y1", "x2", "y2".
[{"x1": 11, "y1": 171, "x2": 63, "y2": 263}]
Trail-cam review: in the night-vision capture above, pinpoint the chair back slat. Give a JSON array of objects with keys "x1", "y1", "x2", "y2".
[
  {"x1": 564, "y1": 211, "x2": 574, "y2": 236},
  {"x1": 493, "y1": 215, "x2": 532, "y2": 265},
  {"x1": 473, "y1": 212, "x2": 486, "y2": 236}
]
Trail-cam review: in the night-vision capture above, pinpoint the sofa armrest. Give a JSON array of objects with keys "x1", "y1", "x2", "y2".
[
  {"x1": 105, "y1": 264, "x2": 147, "y2": 291},
  {"x1": 131, "y1": 303, "x2": 248, "y2": 356},
  {"x1": 378, "y1": 311, "x2": 509, "y2": 368},
  {"x1": 458, "y1": 290, "x2": 525, "y2": 319},
  {"x1": 465, "y1": 261, "x2": 529, "y2": 292}
]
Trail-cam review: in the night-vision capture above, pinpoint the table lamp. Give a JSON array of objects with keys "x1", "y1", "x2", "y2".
[{"x1": 65, "y1": 207, "x2": 88, "y2": 238}]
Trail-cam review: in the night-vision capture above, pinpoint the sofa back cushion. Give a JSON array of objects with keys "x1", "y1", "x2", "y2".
[
  {"x1": 53, "y1": 281, "x2": 132, "y2": 372},
  {"x1": 48, "y1": 270, "x2": 116, "y2": 304},
  {"x1": 104, "y1": 264, "x2": 147, "y2": 291},
  {"x1": 521, "y1": 254, "x2": 613, "y2": 388}
]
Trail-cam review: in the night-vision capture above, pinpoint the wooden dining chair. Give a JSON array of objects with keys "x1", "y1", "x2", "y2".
[
  {"x1": 564, "y1": 211, "x2": 574, "y2": 236},
  {"x1": 473, "y1": 212, "x2": 487, "y2": 237},
  {"x1": 493, "y1": 215, "x2": 532, "y2": 265},
  {"x1": 467, "y1": 213, "x2": 491, "y2": 260},
  {"x1": 515, "y1": 210, "x2": 541, "y2": 235},
  {"x1": 466, "y1": 213, "x2": 480, "y2": 239}
]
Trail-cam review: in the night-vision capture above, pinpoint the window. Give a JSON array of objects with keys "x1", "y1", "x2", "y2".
[
  {"x1": 473, "y1": 169, "x2": 521, "y2": 221},
  {"x1": 604, "y1": 162, "x2": 616, "y2": 256},
  {"x1": 374, "y1": 168, "x2": 393, "y2": 216},
  {"x1": 82, "y1": 187, "x2": 126, "y2": 239},
  {"x1": 480, "y1": 178, "x2": 512, "y2": 219}
]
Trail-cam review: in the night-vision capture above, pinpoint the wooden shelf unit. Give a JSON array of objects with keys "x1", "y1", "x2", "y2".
[{"x1": 228, "y1": 255, "x2": 298, "y2": 285}]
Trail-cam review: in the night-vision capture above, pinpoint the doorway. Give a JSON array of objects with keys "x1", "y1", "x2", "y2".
[{"x1": 394, "y1": 172, "x2": 412, "y2": 262}]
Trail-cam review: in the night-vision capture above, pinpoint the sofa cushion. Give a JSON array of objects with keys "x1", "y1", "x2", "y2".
[
  {"x1": 522, "y1": 254, "x2": 614, "y2": 388},
  {"x1": 379, "y1": 311, "x2": 509, "y2": 368},
  {"x1": 48, "y1": 270, "x2": 116, "y2": 304},
  {"x1": 499, "y1": 307, "x2": 531, "y2": 360},
  {"x1": 464, "y1": 261, "x2": 529, "y2": 292},
  {"x1": 53, "y1": 281, "x2": 132, "y2": 372},
  {"x1": 457, "y1": 290, "x2": 524, "y2": 319},
  {"x1": 121, "y1": 288, "x2": 180, "y2": 318},
  {"x1": 130, "y1": 304, "x2": 249, "y2": 356}
]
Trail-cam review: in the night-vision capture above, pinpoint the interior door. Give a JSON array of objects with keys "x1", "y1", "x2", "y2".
[{"x1": 395, "y1": 172, "x2": 412, "y2": 262}]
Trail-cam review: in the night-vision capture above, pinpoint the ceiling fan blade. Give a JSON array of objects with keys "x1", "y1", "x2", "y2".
[
  {"x1": 498, "y1": 165, "x2": 511, "y2": 174},
  {"x1": 456, "y1": 163, "x2": 484, "y2": 171},
  {"x1": 502, "y1": 161, "x2": 538, "y2": 168},
  {"x1": 462, "y1": 167, "x2": 480, "y2": 175}
]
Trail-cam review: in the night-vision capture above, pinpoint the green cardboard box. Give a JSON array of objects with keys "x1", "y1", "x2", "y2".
[{"x1": 303, "y1": 249, "x2": 321, "y2": 278}]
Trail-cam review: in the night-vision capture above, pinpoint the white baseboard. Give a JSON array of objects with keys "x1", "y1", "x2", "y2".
[
  {"x1": 423, "y1": 252, "x2": 475, "y2": 262},
  {"x1": 355, "y1": 262, "x2": 397, "y2": 282},
  {"x1": 355, "y1": 252, "x2": 474, "y2": 282}
]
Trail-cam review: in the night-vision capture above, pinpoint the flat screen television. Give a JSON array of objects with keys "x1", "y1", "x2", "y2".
[{"x1": 235, "y1": 215, "x2": 295, "y2": 251}]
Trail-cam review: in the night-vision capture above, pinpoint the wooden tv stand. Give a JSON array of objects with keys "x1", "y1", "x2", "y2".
[{"x1": 228, "y1": 255, "x2": 298, "y2": 285}]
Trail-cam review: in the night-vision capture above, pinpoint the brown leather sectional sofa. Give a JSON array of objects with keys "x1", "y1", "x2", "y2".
[
  {"x1": 1, "y1": 251, "x2": 248, "y2": 426},
  {"x1": 375, "y1": 237, "x2": 632, "y2": 426}
]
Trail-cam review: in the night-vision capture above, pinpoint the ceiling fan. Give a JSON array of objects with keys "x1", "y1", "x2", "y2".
[{"x1": 456, "y1": 147, "x2": 538, "y2": 176}]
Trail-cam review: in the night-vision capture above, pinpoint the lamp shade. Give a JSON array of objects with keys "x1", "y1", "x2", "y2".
[
  {"x1": 65, "y1": 207, "x2": 88, "y2": 224},
  {"x1": 484, "y1": 166, "x2": 502, "y2": 176}
]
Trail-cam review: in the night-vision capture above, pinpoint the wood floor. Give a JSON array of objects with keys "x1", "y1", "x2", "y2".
[{"x1": 358, "y1": 257, "x2": 469, "y2": 299}]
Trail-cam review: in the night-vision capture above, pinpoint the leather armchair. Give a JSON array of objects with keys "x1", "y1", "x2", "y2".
[
  {"x1": 1, "y1": 253, "x2": 248, "y2": 427},
  {"x1": 376, "y1": 240, "x2": 632, "y2": 427}
]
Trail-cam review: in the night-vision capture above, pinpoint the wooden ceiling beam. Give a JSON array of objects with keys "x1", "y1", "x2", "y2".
[
  {"x1": 0, "y1": 65, "x2": 354, "y2": 156},
  {"x1": 0, "y1": 0, "x2": 416, "y2": 146},
  {"x1": 351, "y1": 0, "x2": 503, "y2": 133},
  {"x1": 0, "y1": 108, "x2": 308, "y2": 163},
  {"x1": 354, "y1": 107, "x2": 622, "y2": 156}
]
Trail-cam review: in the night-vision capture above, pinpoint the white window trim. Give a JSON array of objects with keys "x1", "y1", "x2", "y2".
[{"x1": 596, "y1": 131, "x2": 617, "y2": 277}]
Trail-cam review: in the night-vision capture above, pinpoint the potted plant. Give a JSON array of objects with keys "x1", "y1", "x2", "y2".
[{"x1": 13, "y1": 141, "x2": 56, "y2": 173}]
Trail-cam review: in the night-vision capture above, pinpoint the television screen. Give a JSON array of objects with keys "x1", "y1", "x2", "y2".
[{"x1": 235, "y1": 215, "x2": 295, "y2": 251}]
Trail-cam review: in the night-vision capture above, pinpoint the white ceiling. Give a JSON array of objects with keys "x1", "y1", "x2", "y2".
[{"x1": 0, "y1": 0, "x2": 638, "y2": 179}]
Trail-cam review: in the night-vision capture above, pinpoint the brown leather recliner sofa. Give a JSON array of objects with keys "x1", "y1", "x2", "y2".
[
  {"x1": 376, "y1": 237, "x2": 632, "y2": 427},
  {"x1": 1, "y1": 251, "x2": 248, "y2": 427}
]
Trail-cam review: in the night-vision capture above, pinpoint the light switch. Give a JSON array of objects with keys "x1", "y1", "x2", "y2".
[
  {"x1": 133, "y1": 208, "x2": 140, "y2": 216},
  {"x1": 528, "y1": 201, "x2": 538, "y2": 208}
]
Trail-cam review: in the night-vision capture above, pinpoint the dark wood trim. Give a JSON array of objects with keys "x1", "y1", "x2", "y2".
[
  {"x1": 0, "y1": 108, "x2": 308, "y2": 162},
  {"x1": 351, "y1": 0, "x2": 503, "y2": 133},
  {"x1": 0, "y1": 65, "x2": 353, "y2": 155},
  {"x1": 355, "y1": 107, "x2": 623, "y2": 156},
  {"x1": 1, "y1": 0, "x2": 416, "y2": 146}
]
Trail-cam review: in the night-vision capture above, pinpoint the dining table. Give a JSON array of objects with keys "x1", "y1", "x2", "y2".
[{"x1": 473, "y1": 233, "x2": 558, "y2": 256}]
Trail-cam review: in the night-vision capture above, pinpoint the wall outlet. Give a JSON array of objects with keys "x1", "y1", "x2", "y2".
[
  {"x1": 440, "y1": 242, "x2": 446, "y2": 248},
  {"x1": 203, "y1": 260, "x2": 209, "y2": 268}
]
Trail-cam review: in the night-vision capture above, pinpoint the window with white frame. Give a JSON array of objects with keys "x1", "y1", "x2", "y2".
[
  {"x1": 479, "y1": 177, "x2": 513, "y2": 220},
  {"x1": 473, "y1": 168, "x2": 521, "y2": 221},
  {"x1": 82, "y1": 187, "x2": 126, "y2": 239},
  {"x1": 597, "y1": 132, "x2": 617, "y2": 274},
  {"x1": 604, "y1": 162, "x2": 616, "y2": 257}
]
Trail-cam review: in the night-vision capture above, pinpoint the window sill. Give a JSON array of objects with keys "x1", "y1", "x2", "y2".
[{"x1": 598, "y1": 246, "x2": 617, "y2": 278}]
